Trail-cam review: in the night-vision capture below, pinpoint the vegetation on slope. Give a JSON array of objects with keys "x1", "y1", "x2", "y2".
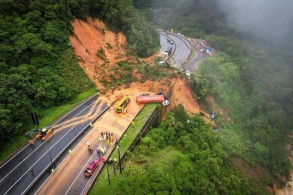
[
  {"x1": 90, "y1": 105, "x2": 261, "y2": 194},
  {"x1": 0, "y1": 0, "x2": 158, "y2": 152},
  {"x1": 70, "y1": 0, "x2": 160, "y2": 57},
  {"x1": 134, "y1": 0, "x2": 293, "y2": 183}
]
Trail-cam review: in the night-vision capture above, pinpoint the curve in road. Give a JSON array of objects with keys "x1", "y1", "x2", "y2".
[{"x1": 160, "y1": 31, "x2": 207, "y2": 72}]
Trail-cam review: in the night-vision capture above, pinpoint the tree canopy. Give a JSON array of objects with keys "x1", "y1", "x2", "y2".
[
  {"x1": 90, "y1": 105, "x2": 261, "y2": 194},
  {"x1": 0, "y1": 0, "x2": 159, "y2": 150},
  {"x1": 134, "y1": 0, "x2": 293, "y2": 180}
]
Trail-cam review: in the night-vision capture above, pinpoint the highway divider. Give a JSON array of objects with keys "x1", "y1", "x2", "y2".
[
  {"x1": 172, "y1": 32, "x2": 191, "y2": 50},
  {"x1": 24, "y1": 101, "x2": 112, "y2": 195},
  {"x1": 0, "y1": 92, "x2": 99, "y2": 169},
  {"x1": 159, "y1": 32, "x2": 177, "y2": 56},
  {"x1": 52, "y1": 92, "x2": 99, "y2": 126},
  {"x1": 82, "y1": 105, "x2": 161, "y2": 194}
]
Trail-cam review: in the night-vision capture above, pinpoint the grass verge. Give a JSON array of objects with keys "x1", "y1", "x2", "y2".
[
  {"x1": 39, "y1": 87, "x2": 96, "y2": 126},
  {"x1": 89, "y1": 104, "x2": 158, "y2": 195},
  {"x1": 0, "y1": 87, "x2": 97, "y2": 163}
]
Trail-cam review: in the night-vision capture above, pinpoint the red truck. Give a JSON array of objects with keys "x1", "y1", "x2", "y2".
[{"x1": 136, "y1": 95, "x2": 165, "y2": 104}]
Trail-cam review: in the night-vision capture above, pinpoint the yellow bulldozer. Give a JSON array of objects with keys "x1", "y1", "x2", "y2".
[{"x1": 115, "y1": 95, "x2": 130, "y2": 113}]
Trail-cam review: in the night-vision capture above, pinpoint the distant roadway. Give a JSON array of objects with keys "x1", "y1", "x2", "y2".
[
  {"x1": 0, "y1": 94, "x2": 108, "y2": 195},
  {"x1": 159, "y1": 30, "x2": 207, "y2": 71},
  {"x1": 0, "y1": 31, "x2": 206, "y2": 195}
]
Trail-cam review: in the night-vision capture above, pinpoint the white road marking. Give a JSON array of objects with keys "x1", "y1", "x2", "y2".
[
  {"x1": 23, "y1": 105, "x2": 109, "y2": 195},
  {"x1": 33, "y1": 149, "x2": 69, "y2": 195},
  {"x1": 0, "y1": 93, "x2": 98, "y2": 170},
  {"x1": 52, "y1": 94, "x2": 98, "y2": 125},
  {"x1": 0, "y1": 100, "x2": 97, "y2": 183},
  {"x1": 2, "y1": 102, "x2": 107, "y2": 195},
  {"x1": 4, "y1": 121, "x2": 86, "y2": 195},
  {"x1": 64, "y1": 143, "x2": 104, "y2": 195},
  {"x1": 80, "y1": 146, "x2": 113, "y2": 195}
]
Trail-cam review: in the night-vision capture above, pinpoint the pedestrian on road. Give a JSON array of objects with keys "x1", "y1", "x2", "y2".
[
  {"x1": 30, "y1": 167, "x2": 34, "y2": 176},
  {"x1": 87, "y1": 141, "x2": 90, "y2": 149}
]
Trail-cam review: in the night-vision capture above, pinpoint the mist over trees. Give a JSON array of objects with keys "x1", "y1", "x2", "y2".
[
  {"x1": 134, "y1": 0, "x2": 293, "y2": 179},
  {"x1": 0, "y1": 0, "x2": 159, "y2": 151},
  {"x1": 1, "y1": 0, "x2": 292, "y2": 191}
]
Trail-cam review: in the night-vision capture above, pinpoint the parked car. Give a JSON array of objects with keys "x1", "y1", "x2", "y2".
[{"x1": 84, "y1": 160, "x2": 99, "y2": 176}]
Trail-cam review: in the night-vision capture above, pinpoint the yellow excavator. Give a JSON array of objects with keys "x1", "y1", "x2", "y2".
[
  {"x1": 115, "y1": 95, "x2": 130, "y2": 113},
  {"x1": 25, "y1": 126, "x2": 54, "y2": 144}
]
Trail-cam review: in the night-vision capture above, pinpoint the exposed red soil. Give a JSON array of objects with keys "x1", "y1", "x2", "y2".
[
  {"x1": 71, "y1": 17, "x2": 293, "y2": 193},
  {"x1": 70, "y1": 18, "x2": 127, "y2": 90},
  {"x1": 168, "y1": 78, "x2": 201, "y2": 115},
  {"x1": 140, "y1": 51, "x2": 161, "y2": 65},
  {"x1": 69, "y1": 17, "x2": 204, "y2": 118}
]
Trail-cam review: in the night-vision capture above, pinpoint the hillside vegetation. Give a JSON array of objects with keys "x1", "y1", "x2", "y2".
[
  {"x1": 0, "y1": 0, "x2": 158, "y2": 151},
  {"x1": 135, "y1": 0, "x2": 293, "y2": 186},
  {"x1": 90, "y1": 105, "x2": 261, "y2": 194}
]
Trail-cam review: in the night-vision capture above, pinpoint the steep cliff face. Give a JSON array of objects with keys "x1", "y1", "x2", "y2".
[
  {"x1": 69, "y1": 17, "x2": 203, "y2": 116},
  {"x1": 70, "y1": 17, "x2": 127, "y2": 90}
]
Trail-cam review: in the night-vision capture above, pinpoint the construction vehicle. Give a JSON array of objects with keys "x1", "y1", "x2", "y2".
[
  {"x1": 37, "y1": 126, "x2": 54, "y2": 140},
  {"x1": 115, "y1": 95, "x2": 130, "y2": 113},
  {"x1": 24, "y1": 126, "x2": 54, "y2": 144},
  {"x1": 136, "y1": 94, "x2": 169, "y2": 106},
  {"x1": 25, "y1": 128, "x2": 40, "y2": 145}
]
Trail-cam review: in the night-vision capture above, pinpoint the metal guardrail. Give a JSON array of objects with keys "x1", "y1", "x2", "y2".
[
  {"x1": 81, "y1": 140, "x2": 116, "y2": 195},
  {"x1": 159, "y1": 32, "x2": 177, "y2": 56},
  {"x1": 172, "y1": 32, "x2": 191, "y2": 50},
  {"x1": 120, "y1": 107, "x2": 160, "y2": 161},
  {"x1": 159, "y1": 30, "x2": 192, "y2": 68},
  {"x1": 84, "y1": 106, "x2": 161, "y2": 194},
  {"x1": 0, "y1": 93, "x2": 99, "y2": 168},
  {"x1": 24, "y1": 102, "x2": 111, "y2": 195}
]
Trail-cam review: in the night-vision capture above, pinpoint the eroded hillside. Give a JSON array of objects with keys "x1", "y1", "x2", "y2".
[{"x1": 69, "y1": 17, "x2": 203, "y2": 116}]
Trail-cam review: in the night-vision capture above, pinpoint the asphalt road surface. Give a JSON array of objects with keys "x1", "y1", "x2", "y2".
[
  {"x1": 183, "y1": 41, "x2": 207, "y2": 72},
  {"x1": 0, "y1": 94, "x2": 108, "y2": 195},
  {"x1": 159, "y1": 31, "x2": 207, "y2": 71},
  {"x1": 160, "y1": 33, "x2": 175, "y2": 55},
  {"x1": 161, "y1": 32, "x2": 191, "y2": 68},
  {"x1": 34, "y1": 94, "x2": 144, "y2": 195}
]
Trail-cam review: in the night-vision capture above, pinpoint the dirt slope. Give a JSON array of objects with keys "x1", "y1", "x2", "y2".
[
  {"x1": 70, "y1": 18, "x2": 127, "y2": 90},
  {"x1": 168, "y1": 78, "x2": 201, "y2": 115},
  {"x1": 69, "y1": 17, "x2": 203, "y2": 117}
]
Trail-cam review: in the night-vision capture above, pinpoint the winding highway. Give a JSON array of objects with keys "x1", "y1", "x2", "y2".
[
  {"x1": 0, "y1": 30, "x2": 206, "y2": 195},
  {"x1": 160, "y1": 30, "x2": 207, "y2": 71}
]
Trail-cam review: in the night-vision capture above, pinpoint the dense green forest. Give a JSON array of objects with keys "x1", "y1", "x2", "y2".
[
  {"x1": 134, "y1": 0, "x2": 293, "y2": 184},
  {"x1": 1, "y1": 0, "x2": 292, "y2": 192},
  {"x1": 91, "y1": 106, "x2": 261, "y2": 194},
  {"x1": 0, "y1": 0, "x2": 158, "y2": 151}
]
